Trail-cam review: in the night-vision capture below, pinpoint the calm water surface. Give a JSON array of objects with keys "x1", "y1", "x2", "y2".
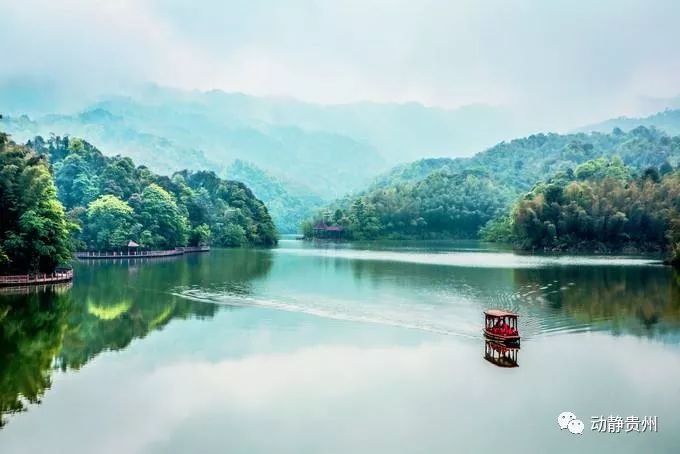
[{"x1": 1, "y1": 239, "x2": 679, "y2": 453}]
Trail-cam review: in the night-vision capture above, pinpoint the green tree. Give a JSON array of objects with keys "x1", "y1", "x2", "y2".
[
  {"x1": 189, "y1": 223, "x2": 211, "y2": 246},
  {"x1": 26, "y1": 135, "x2": 277, "y2": 249},
  {"x1": 135, "y1": 183, "x2": 188, "y2": 248},
  {"x1": 83, "y1": 195, "x2": 134, "y2": 251},
  {"x1": 0, "y1": 133, "x2": 73, "y2": 273}
]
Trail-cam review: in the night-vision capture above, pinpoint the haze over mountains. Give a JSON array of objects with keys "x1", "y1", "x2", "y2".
[
  {"x1": 2, "y1": 80, "x2": 680, "y2": 232},
  {"x1": 1, "y1": 83, "x2": 529, "y2": 174},
  {"x1": 579, "y1": 108, "x2": 680, "y2": 136},
  {"x1": 0, "y1": 82, "x2": 531, "y2": 232}
]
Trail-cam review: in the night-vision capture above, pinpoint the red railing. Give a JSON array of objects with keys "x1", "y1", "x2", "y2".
[{"x1": 0, "y1": 270, "x2": 73, "y2": 286}]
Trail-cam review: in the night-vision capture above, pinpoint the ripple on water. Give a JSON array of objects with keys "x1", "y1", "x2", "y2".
[
  {"x1": 173, "y1": 247, "x2": 667, "y2": 342},
  {"x1": 172, "y1": 288, "x2": 482, "y2": 340}
]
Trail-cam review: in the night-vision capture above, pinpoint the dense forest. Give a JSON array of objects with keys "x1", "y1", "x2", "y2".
[
  {"x1": 482, "y1": 159, "x2": 680, "y2": 264},
  {"x1": 0, "y1": 133, "x2": 74, "y2": 274},
  {"x1": 26, "y1": 135, "x2": 277, "y2": 251},
  {"x1": 306, "y1": 127, "x2": 680, "y2": 265},
  {"x1": 303, "y1": 170, "x2": 512, "y2": 240},
  {"x1": 370, "y1": 126, "x2": 680, "y2": 193}
]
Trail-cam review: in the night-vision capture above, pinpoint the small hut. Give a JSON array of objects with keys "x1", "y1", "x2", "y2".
[{"x1": 127, "y1": 240, "x2": 140, "y2": 256}]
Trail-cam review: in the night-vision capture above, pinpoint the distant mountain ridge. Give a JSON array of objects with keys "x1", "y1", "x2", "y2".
[
  {"x1": 369, "y1": 126, "x2": 680, "y2": 194},
  {"x1": 307, "y1": 126, "x2": 680, "y2": 242},
  {"x1": 578, "y1": 109, "x2": 680, "y2": 136},
  {"x1": 0, "y1": 84, "x2": 541, "y2": 232},
  {"x1": 0, "y1": 112, "x2": 214, "y2": 175},
  {"x1": 225, "y1": 160, "x2": 323, "y2": 233}
]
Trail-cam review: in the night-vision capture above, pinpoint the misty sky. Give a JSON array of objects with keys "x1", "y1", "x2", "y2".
[{"x1": 2, "y1": 0, "x2": 680, "y2": 128}]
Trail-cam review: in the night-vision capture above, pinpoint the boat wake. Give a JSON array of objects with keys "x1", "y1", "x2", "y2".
[{"x1": 172, "y1": 287, "x2": 481, "y2": 340}]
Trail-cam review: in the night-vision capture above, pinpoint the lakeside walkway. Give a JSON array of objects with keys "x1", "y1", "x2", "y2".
[
  {"x1": 75, "y1": 246, "x2": 210, "y2": 260},
  {"x1": 0, "y1": 270, "x2": 74, "y2": 287}
]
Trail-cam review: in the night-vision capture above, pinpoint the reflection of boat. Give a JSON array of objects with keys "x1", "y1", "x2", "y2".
[
  {"x1": 483, "y1": 309, "x2": 520, "y2": 345},
  {"x1": 484, "y1": 340, "x2": 520, "y2": 368}
]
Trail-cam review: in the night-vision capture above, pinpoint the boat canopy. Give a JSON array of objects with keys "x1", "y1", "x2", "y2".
[{"x1": 484, "y1": 309, "x2": 518, "y2": 318}]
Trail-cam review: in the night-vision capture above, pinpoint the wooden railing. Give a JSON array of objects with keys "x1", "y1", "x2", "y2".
[
  {"x1": 75, "y1": 249, "x2": 184, "y2": 259},
  {"x1": 0, "y1": 270, "x2": 73, "y2": 286},
  {"x1": 75, "y1": 246, "x2": 209, "y2": 259}
]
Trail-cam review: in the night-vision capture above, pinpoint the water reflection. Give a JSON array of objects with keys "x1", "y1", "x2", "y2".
[
  {"x1": 512, "y1": 266, "x2": 680, "y2": 340},
  {"x1": 0, "y1": 286, "x2": 72, "y2": 428},
  {"x1": 2, "y1": 244, "x2": 680, "y2": 453},
  {"x1": 343, "y1": 247, "x2": 680, "y2": 341},
  {"x1": 483, "y1": 340, "x2": 519, "y2": 368},
  {"x1": 0, "y1": 249, "x2": 273, "y2": 428}
]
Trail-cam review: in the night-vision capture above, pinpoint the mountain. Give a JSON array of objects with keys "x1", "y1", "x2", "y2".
[
  {"x1": 225, "y1": 160, "x2": 323, "y2": 233},
  {"x1": 578, "y1": 109, "x2": 680, "y2": 136},
  {"x1": 0, "y1": 112, "x2": 214, "y2": 175},
  {"x1": 0, "y1": 83, "x2": 538, "y2": 192},
  {"x1": 370, "y1": 126, "x2": 680, "y2": 195},
  {"x1": 309, "y1": 126, "x2": 680, "y2": 240},
  {"x1": 303, "y1": 169, "x2": 514, "y2": 240},
  {"x1": 27, "y1": 135, "x2": 278, "y2": 248},
  {"x1": 0, "y1": 84, "x2": 540, "y2": 230}
]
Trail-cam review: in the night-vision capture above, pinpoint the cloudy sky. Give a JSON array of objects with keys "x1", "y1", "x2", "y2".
[{"x1": 2, "y1": 0, "x2": 680, "y2": 127}]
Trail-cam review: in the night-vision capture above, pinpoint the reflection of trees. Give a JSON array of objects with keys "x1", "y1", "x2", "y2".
[
  {"x1": 0, "y1": 249, "x2": 273, "y2": 427},
  {"x1": 57, "y1": 293, "x2": 217, "y2": 370},
  {"x1": 513, "y1": 266, "x2": 680, "y2": 337},
  {"x1": 349, "y1": 257, "x2": 514, "y2": 292},
  {"x1": 58, "y1": 250, "x2": 272, "y2": 369},
  {"x1": 0, "y1": 287, "x2": 72, "y2": 427}
]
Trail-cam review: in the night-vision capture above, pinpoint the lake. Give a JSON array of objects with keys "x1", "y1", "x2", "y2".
[{"x1": 1, "y1": 239, "x2": 679, "y2": 453}]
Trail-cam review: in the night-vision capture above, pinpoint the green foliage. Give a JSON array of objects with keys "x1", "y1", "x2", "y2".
[
  {"x1": 26, "y1": 136, "x2": 277, "y2": 249},
  {"x1": 372, "y1": 126, "x2": 680, "y2": 195},
  {"x1": 508, "y1": 162, "x2": 680, "y2": 257},
  {"x1": 163, "y1": 170, "x2": 278, "y2": 247},
  {"x1": 218, "y1": 223, "x2": 248, "y2": 246},
  {"x1": 574, "y1": 157, "x2": 630, "y2": 181},
  {"x1": 0, "y1": 133, "x2": 73, "y2": 273},
  {"x1": 309, "y1": 170, "x2": 512, "y2": 240},
  {"x1": 133, "y1": 183, "x2": 188, "y2": 249},
  {"x1": 323, "y1": 127, "x2": 680, "y2": 243},
  {"x1": 189, "y1": 224, "x2": 211, "y2": 246},
  {"x1": 479, "y1": 215, "x2": 515, "y2": 242},
  {"x1": 84, "y1": 195, "x2": 134, "y2": 251}
]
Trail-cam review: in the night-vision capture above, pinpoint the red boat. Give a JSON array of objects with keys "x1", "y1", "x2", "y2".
[{"x1": 483, "y1": 309, "x2": 520, "y2": 345}]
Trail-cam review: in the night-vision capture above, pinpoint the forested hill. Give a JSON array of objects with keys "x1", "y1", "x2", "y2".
[
  {"x1": 28, "y1": 135, "x2": 277, "y2": 250},
  {"x1": 483, "y1": 160, "x2": 680, "y2": 265},
  {"x1": 306, "y1": 127, "x2": 680, "y2": 249},
  {"x1": 1, "y1": 111, "x2": 215, "y2": 175},
  {"x1": 303, "y1": 169, "x2": 514, "y2": 240},
  {"x1": 225, "y1": 160, "x2": 323, "y2": 233},
  {"x1": 369, "y1": 126, "x2": 680, "y2": 193}
]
